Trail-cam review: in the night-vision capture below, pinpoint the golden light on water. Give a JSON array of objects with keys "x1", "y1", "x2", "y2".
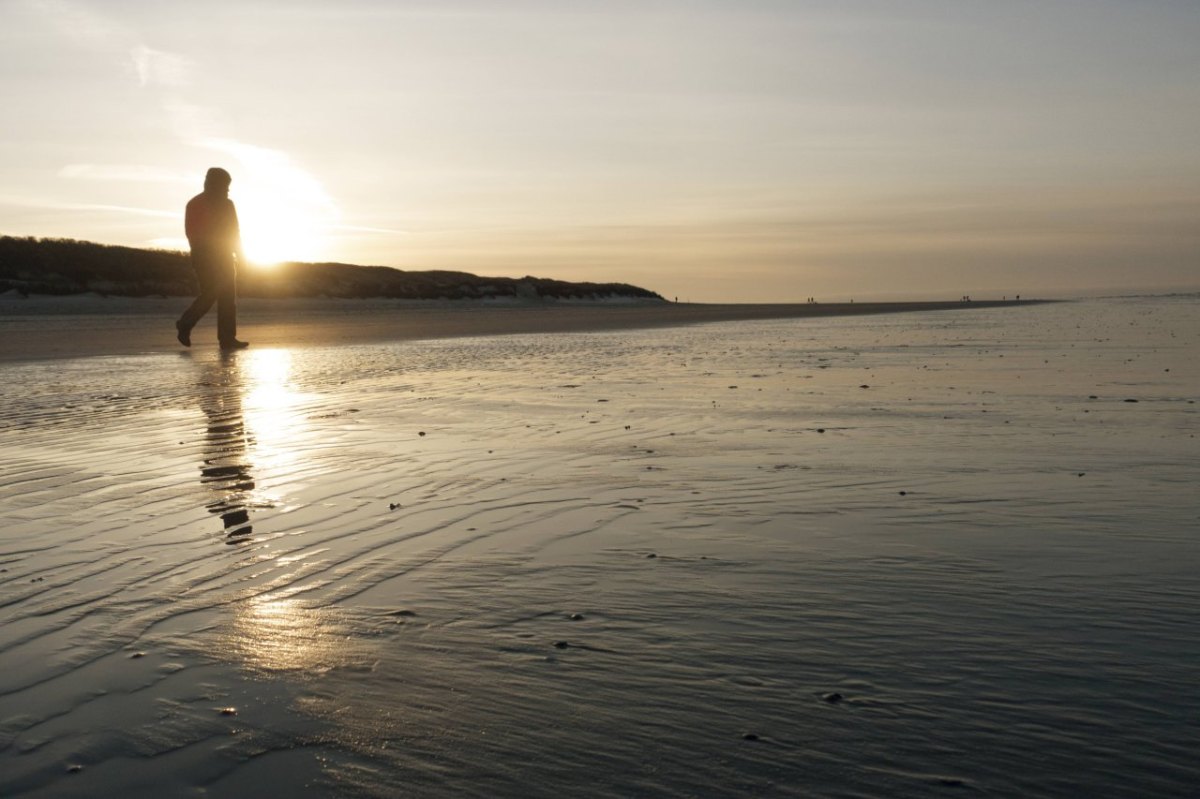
[
  {"x1": 239, "y1": 348, "x2": 305, "y2": 473},
  {"x1": 195, "y1": 348, "x2": 305, "y2": 541},
  {"x1": 219, "y1": 350, "x2": 358, "y2": 672},
  {"x1": 229, "y1": 596, "x2": 359, "y2": 673}
]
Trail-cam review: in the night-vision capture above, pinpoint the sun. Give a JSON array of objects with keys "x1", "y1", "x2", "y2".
[
  {"x1": 237, "y1": 193, "x2": 329, "y2": 266},
  {"x1": 200, "y1": 138, "x2": 340, "y2": 266}
]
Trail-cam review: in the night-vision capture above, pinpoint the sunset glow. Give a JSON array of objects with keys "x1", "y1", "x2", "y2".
[
  {"x1": 2, "y1": 1, "x2": 1198, "y2": 299},
  {"x1": 237, "y1": 190, "x2": 331, "y2": 266},
  {"x1": 204, "y1": 139, "x2": 339, "y2": 266}
]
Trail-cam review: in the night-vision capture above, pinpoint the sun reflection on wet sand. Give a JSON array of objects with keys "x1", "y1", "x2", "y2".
[
  {"x1": 239, "y1": 348, "x2": 306, "y2": 475},
  {"x1": 197, "y1": 354, "x2": 255, "y2": 540},
  {"x1": 226, "y1": 596, "x2": 365, "y2": 674},
  {"x1": 203, "y1": 349, "x2": 370, "y2": 675},
  {"x1": 195, "y1": 348, "x2": 304, "y2": 541}
]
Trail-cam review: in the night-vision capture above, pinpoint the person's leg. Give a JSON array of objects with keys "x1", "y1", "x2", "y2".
[
  {"x1": 177, "y1": 258, "x2": 221, "y2": 344},
  {"x1": 215, "y1": 261, "x2": 239, "y2": 345}
]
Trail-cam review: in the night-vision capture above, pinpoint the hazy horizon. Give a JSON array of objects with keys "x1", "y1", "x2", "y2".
[{"x1": 2, "y1": 0, "x2": 1198, "y2": 302}]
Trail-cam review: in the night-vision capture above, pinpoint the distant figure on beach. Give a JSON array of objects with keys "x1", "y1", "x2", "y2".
[{"x1": 176, "y1": 167, "x2": 249, "y2": 350}]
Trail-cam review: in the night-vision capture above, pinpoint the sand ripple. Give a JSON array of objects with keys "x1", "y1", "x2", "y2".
[{"x1": 2, "y1": 297, "x2": 1198, "y2": 797}]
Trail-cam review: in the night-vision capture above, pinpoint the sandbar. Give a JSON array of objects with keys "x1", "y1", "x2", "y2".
[{"x1": 0, "y1": 295, "x2": 1049, "y2": 363}]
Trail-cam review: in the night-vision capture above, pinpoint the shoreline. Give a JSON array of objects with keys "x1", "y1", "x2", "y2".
[{"x1": 0, "y1": 296, "x2": 1056, "y2": 363}]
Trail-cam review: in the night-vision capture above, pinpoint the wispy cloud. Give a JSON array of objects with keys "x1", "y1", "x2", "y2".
[
  {"x1": 58, "y1": 164, "x2": 190, "y2": 183},
  {"x1": 24, "y1": 0, "x2": 126, "y2": 48},
  {"x1": 26, "y1": 0, "x2": 191, "y2": 87},
  {"x1": 146, "y1": 236, "x2": 190, "y2": 251},
  {"x1": 70, "y1": 203, "x2": 181, "y2": 220},
  {"x1": 26, "y1": 0, "x2": 343, "y2": 260},
  {"x1": 335, "y1": 224, "x2": 410, "y2": 235},
  {"x1": 163, "y1": 101, "x2": 227, "y2": 144},
  {"x1": 0, "y1": 193, "x2": 181, "y2": 219},
  {"x1": 130, "y1": 45, "x2": 193, "y2": 87}
]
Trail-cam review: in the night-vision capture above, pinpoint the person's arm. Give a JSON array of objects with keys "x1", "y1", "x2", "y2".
[
  {"x1": 184, "y1": 196, "x2": 199, "y2": 248},
  {"x1": 230, "y1": 201, "x2": 248, "y2": 265}
]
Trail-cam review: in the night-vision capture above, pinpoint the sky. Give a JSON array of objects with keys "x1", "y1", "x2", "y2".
[{"x1": 1, "y1": 0, "x2": 1198, "y2": 302}]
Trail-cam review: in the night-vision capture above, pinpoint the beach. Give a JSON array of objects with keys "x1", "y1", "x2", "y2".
[
  {"x1": 0, "y1": 294, "x2": 1038, "y2": 363},
  {"x1": 1, "y1": 295, "x2": 1197, "y2": 797}
]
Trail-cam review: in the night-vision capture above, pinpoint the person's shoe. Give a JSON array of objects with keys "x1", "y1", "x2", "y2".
[
  {"x1": 175, "y1": 320, "x2": 191, "y2": 347},
  {"x1": 219, "y1": 339, "x2": 250, "y2": 350}
]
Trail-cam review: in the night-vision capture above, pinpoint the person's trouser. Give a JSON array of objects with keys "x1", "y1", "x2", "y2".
[{"x1": 179, "y1": 252, "x2": 237, "y2": 343}]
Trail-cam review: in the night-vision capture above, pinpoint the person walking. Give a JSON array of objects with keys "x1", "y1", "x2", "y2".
[{"x1": 176, "y1": 167, "x2": 249, "y2": 350}]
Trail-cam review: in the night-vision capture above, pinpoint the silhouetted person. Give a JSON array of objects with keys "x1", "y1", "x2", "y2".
[{"x1": 176, "y1": 167, "x2": 249, "y2": 350}]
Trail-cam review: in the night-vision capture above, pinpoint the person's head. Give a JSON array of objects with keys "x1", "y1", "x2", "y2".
[{"x1": 203, "y1": 167, "x2": 232, "y2": 196}]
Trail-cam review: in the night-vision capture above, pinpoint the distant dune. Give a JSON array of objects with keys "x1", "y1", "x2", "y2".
[{"x1": 0, "y1": 235, "x2": 664, "y2": 302}]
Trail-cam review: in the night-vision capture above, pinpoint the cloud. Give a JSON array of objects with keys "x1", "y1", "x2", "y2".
[
  {"x1": 60, "y1": 202, "x2": 181, "y2": 220},
  {"x1": 335, "y1": 224, "x2": 411, "y2": 235},
  {"x1": 26, "y1": 0, "x2": 191, "y2": 88},
  {"x1": 162, "y1": 101, "x2": 228, "y2": 143},
  {"x1": 26, "y1": 0, "x2": 341, "y2": 260},
  {"x1": 58, "y1": 164, "x2": 190, "y2": 183},
  {"x1": 0, "y1": 193, "x2": 182, "y2": 219},
  {"x1": 146, "y1": 236, "x2": 190, "y2": 251},
  {"x1": 24, "y1": 0, "x2": 126, "y2": 48},
  {"x1": 130, "y1": 45, "x2": 193, "y2": 87}
]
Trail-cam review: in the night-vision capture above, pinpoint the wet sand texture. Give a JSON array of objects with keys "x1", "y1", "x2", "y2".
[{"x1": 1, "y1": 296, "x2": 1197, "y2": 797}]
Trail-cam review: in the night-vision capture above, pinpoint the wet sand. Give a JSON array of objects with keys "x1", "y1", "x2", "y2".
[
  {"x1": 2, "y1": 295, "x2": 1195, "y2": 797},
  {"x1": 0, "y1": 295, "x2": 1046, "y2": 362}
]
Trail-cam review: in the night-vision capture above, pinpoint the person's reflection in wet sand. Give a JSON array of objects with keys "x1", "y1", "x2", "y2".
[{"x1": 198, "y1": 352, "x2": 254, "y2": 541}]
